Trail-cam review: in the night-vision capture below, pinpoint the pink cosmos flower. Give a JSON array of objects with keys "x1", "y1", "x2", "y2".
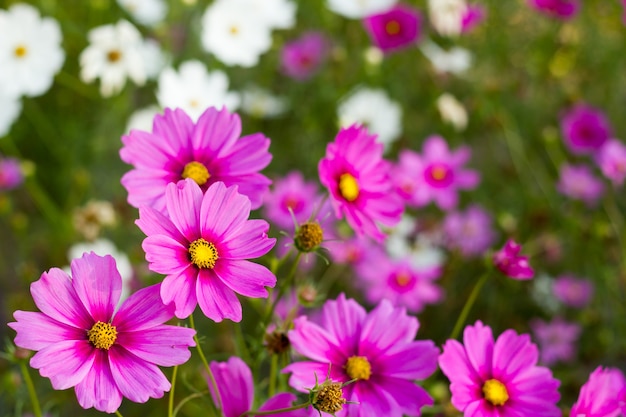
[
  {"x1": 393, "y1": 136, "x2": 480, "y2": 210},
  {"x1": 443, "y1": 204, "x2": 496, "y2": 257},
  {"x1": 493, "y1": 239, "x2": 534, "y2": 280},
  {"x1": 263, "y1": 171, "x2": 323, "y2": 231},
  {"x1": 284, "y1": 294, "x2": 439, "y2": 417},
  {"x1": 0, "y1": 156, "x2": 23, "y2": 190},
  {"x1": 461, "y1": 4, "x2": 486, "y2": 33},
  {"x1": 362, "y1": 4, "x2": 422, "y2": 53},
  {"x1": 527, "y1": 0, "x2": 580, "y2": 19},
  {"x1": 530, "y1": 317, "x2": 581, "y2": 366},
  {"x1": 136, "y1": 179, "x2": 276, "y2": 321},
  {"x1": 281, "y1": 32, "x2": 329, "y2": 81},
  {"x1": 560, "y1": 104, "x2": 612, "y2": 155},
  {"x1": 318, "y1": 124, "x2": 403, "y2": 241},
  {"x1": 325, "y1": 235, "x2": 377, "y2": 266},
  {"x1": 570, "y1": 366, "x2": 626, "y2": 417},
  {"x1": 595, "y1": 139, "x2": 626, "y2": 186},
  {"x1": 8, "y1": 252, "x2": 196, "y2": 413},
  {"x1": 552, "y1": 274, "x2": 594, "y2": 308},
  {"x1": 439, "y1": 321, "x2": 561, "y2": 416},
  {"x1": 120, "y1": 106, "x2": 272, "y2": 213},
  {"x1": 556, "y1": 163, "x2": 605, "y2": 206}
]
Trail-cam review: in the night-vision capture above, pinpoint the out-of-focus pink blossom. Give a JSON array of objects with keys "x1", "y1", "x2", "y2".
[
  {"x1": 595, "y1": 139, "x2": 626, "y2": 186},
  {"x1": 560, "y1": 104, "x2": 612, "y2": 155},
  {"x1": 362, "y1": 4, "x2": 422, "y2": 53},
  {"x1": 552, "y1": 275, "x2": 594, "y2": 308},
  {"x1": 556, "y1": 164, "x2": 605, "y2": 207},
  {"x1": 531, "y1": 317, "x2": 581, "y2": 366},
  {"x1": 281, "y1": 32, "x2": 329, "y2": 81},
  {"x1": 527, "y1": 0, "x2": 580, "y2": 20},
  {"x1": 493, "y1": 239, "x2": 534, "y2": 280}
]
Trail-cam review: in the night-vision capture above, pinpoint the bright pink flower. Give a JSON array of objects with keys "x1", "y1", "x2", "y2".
[
  {"x1": 560, "y1": 104, "x2": 612, "y2": 155},
  {"x1": 284, "y1": 294, "x2": 439, "y2": 417},
  {"x1": 136, "y1": 179, "x2": 276, "y2": 321},
  {"x1": 556, "y1": 163, "x2": 605, "y2": 206},
  {"x1": 318, "y1": 124, "x2": 403, "y2": 241},
  {"x1": 552, "y1": 274, "x2": 594, "y2": 308},
  {"x1": 570, "y1": 366, "x2": 626, "y2": 417},
  {"x1": 530, "y1": 317, "x2": 581, "y2": 366},
  {"x1": 120, "y1": 106, "x2": 272, "y2": 213},
  {"x1": 439, "y1": 321, "x2": 561, "y2": 416},
  {"x1": 493, "y1": 239, "x2": 534, "y2": 280},
  {"x1": 443, "y1": 204, "x2": 496, "y2": 257},
  {"x1": 8, "y1": 253, "x2": 195, "y2": 413},
  {"x1": 281, "y1": 32, "x2": 330, "y2": 81},
  {"x1": 595, "y1": 139, "x2": 626, "y2": 186},
  {"x1": 362, "y1": 4, "x2": 422, "y2": 53},
  {"x1": 527, "y1": 0, "x2": 580, "y2": 19},
  {"x1": 263, "y1": 171, "x2": 323, "y2": 231},
  {"x1": 461, "y1": 4, "x2": 486, "y2": 33},
  {"x1": 0, "y1": 156, "x2": 23, "y2": 190},
  {"x1": 393, "y1": 136, "x2": 480, "y2": 210}
]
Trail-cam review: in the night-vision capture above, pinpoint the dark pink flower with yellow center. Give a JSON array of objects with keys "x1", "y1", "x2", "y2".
[
  {"x1": 136, "y1": 179, "x2": 276, "y2": 321},
  {"x1": 120, "y1": 106, "x2": 272, "y2": 214},
  {"x1": 439, "y1": 321, "x2": 561, "y2": 417},
  {"x1": 362, "y1": 4, "x2": 422, "y2": 53},
  {"x1": 318, "y1": 124, "x2": 403, "y2": 241},
  {"x1": 393, "y1": 135, "x2": 479, "y2": 210},
  {"x1": 8, "y1": 252, "x2": 196, "y2": 413},
  {"x1": 284, "y1": 294, "x2": 439, "y2": 417}
]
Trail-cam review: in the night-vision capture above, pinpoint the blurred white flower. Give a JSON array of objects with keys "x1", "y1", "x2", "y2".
[
  {"x1": 245, "y1": 0, "x2": 296, "y2": 30},
  {"x1": 363, "y1": 46, "x2": 384, "y2": 66},
  {"x1": 327, "y1": 0, "x2": 397, "y2": 19},
  {"x1": 72, "y1": 200, "x2": 117, "y2": 241},
  {"x1": 125, "y1": 105, "x2": 160, "y2": 133},
  {"x1": 437, "y1": 93, "x2": 468, "y2": 131},
  {"x1": 428, "y1": 0, "x2": 466, "y2": 37},
  {"x1": 0, "y1": 92, "x2": 22, "y2": 137},
  {"x1": 241, "y1": 86, "x2": 287, "y2": 119},
  {"x1": 117, "y1": 0, "x2": 168, "y2": 26},
  {"x1": 140, "y1": 38, "x2": 167, "y2": 79},
  {"x1": 421, "y1": 40, "x2": 472, "y2": 74},
  {"x1": 80, "y1": 20, "x2": 147, "y2": 97},
  {"x1": 157, "y1": 60, "x2": 240, "y2": 121},
  {"x1": 200, "y1": 0, "x2": 273, "y2": 67},
  {"x1": 386, "y1": 215, "x2": 446, "y2": 269},
  {"x1": 338, "y1": 87, "x2": 402, "y2": 148},
  {"x1": 0, "y1": 3, "x2": 65, "y2": 98}
]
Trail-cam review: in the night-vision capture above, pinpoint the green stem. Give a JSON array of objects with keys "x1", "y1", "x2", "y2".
[
  {"x1": 269, "y1": 353, "x2": 278, "y2": 398},
  {"x1": 240, "y1": 401, "x2": 310, "y2": 416},
  {"x1": 450, "y1": 272, "x2": 490, "y2": 340},
  {"x1": 172, "y1": 391, "x2": 209, "y2": 417},
  {"x1": 168, "y1": 365, "x2": 178, "y2": 417},
  {"x1": 20, "y1": 361, "x2": 42, "y2": 417},
  {"x1": 115, "y1": 410, "x2": 124, "y2": 417},
  {"x1": 263, "y1": 252, "x2": 303, "y2": 329},
  {"x1": 189, "y1": 314, "x2": 223, "y2": 417}
]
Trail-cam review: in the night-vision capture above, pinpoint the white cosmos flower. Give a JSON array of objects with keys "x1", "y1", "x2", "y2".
[
  {"x1": 338, "y1": 87, "x2": 402, "y2": 149},
  {"x1": 140, "y1": 38, "x2": 167, "y2": 80},
  {"x1": 200, "y1": 0, "x2": 273, "y2": 67},
  {"x1": 156, "y1": 60, "x2": 240, "y2": 121},
  {"x1": 437, "y1": 93, "x2": 468, "y2": 131},
  {"x1": 0, "y1": 3, "x2": 64, "y2": 98},
  {"x1": 327, "y1": 0, "x2": 397, "y2": 19},
  {"x1": 428, "y1": 0, "x2": 467, "y2": 37},
  {"x1": 245, "y1": 0, "x2": 296, "y2": 29},
  {"x1": 0, "y1": 91, "x2": 22, "y2": 137},
  {"x1": 241, "y1": 86, "x2": 287, "y2": 119},
  {"x1": 79, "y1": 20, "x2": 147, "y2": 97},
  {"x1": 117, "y1": 0, "x2": 168, "y2": 26},
  {"x1": 421, "y1": 40, "x2": 472, "y2": 74}
]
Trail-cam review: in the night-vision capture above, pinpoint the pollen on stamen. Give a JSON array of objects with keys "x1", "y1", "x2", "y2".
[
  {"x1": 482, "y1": 378, "x2": 509, "y2": 406},
  {"x1": 312, "y1": 381, "x2": 347, "y2": 415},
  {"x1": 107, "y1": 49, "x2": 122, "y2": 63},
  {"x1": 385, "y1": 20, "x2": 401, "y2": 35},
  {"x1": 344, "y1": 355, "x2": 371, "y2": 381},
  {"x1": 182, "y1": 161, "x2": 210, "y2": 186},
  {"x1": 339, "y1": 173, "x2": 359, "y2": 202},
  {"x1": 294, "y1": 222, "x2": 324, "y2": 252},
  {"x1": 14, "y1": 45, "x2": 27, "y2": 58},
  {"x1": 87, "y1": 321, "x2": 118, "y2": 350},
  {"x1": 189, "y1": 238, "x2": 219, "y2": 269}
]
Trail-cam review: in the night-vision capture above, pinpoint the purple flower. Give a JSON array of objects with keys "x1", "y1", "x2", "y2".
[
  {"x1": 263, "y1": 171, "x2": 322, "y2": 231},
  {"x1": 556, "y1": 163, "x2": 605, "y2": 206},
  {"x1": 595, "y1": 139, "x2": 626, "y2": 186},
  {"x1": 362, "y1": 4, "x2": 422, "y2": 53},
  {"x1": 443, "y1": 204, "x2": 496, "y2": 257},
  {"x1": 570, "y1": 366, "x2": 626, "y2": 417},
  {"x1": 120, "y1": 106, "x2": 272, "y2": 213},
  {"x1": 461, "y1": 4, "x2": 486, "y2": 33},
  {"x1": 392, "y1": 136, "x2": 480, "y2": 210},
  {"x1": 552, "y1": 274, "x2": 594, "y2": 308},
  {"x1": 439, "y1": 321, "x2": 561, "y2": 416},
  {"x1": 527, "y1": 0, "x2": 580, "y2": 19},
  {"x1": 136, "y1": 179, "x2": 276, "y2": 321},
  {"x1": 493, "y1": 239, "x2": 534, "y2": 280},
  {"x1": 0, "y1": 156, "x2": 23, "y2": 190},
  {"x1": 530, "y1": 317, "x2": 581, "y2": 366},
  {"x1": 284, "y1": 294, "x2": 439, "y2": 417},
  {"x1": 560, "y1": 104, "x2": 612, "y2": 155},
  {"x1": 281, "y1": 32, "x2": 329, "y2": 81},
  {"x1": 8, "y1": 253, "x2": 196, "y2": 413},
  {"x1": 319, "y1": 124, "x2": 403, "y2": 241}
]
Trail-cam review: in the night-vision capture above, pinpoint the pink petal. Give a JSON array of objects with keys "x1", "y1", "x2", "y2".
[
  {"x1": 117, "y1": 325, "x2": 195, "y2": 367},
  {"x1": 142, "y1": 234, "x2": 191, "y2": 275},
  {"x1": 375, "y1": 340, "x2": 439, "y2": 380},
  {"x1": 136, "y1": 206, "x2": 187, "y2": 245},
  {"x1": 213, "y1": 173, "x2": 271, "y2": 210},
  {"x1": 108, "y1": 346, "x2": 171, "y2": 403},
  {"x1": 217, "y1": 133, "x2": 272, "y2": 175},
  {"x1": 320, "y1": 294, "x2": 366, "y2": 355},
  {"x1": 31, "y1": 340, "x2": 95, "y2": 390},
  {"x1": 71, "y1": 253, "x2": 121, "y2": 323},
  {"x1": 151, "y1": 108, "x2": 195, "y2": 153},
  {"x1": 492, "y1": 330, "x2": 537, "y2": 382},
  {"x1": 283, "y1": 361, "x2": 343, "y2": 392},
  {"x1": 457, "y1": 170, "x2": 480, "y2": 189},
  {"x1": 288, "y1": 316, "x2": 343, "y2": 364},
  {"x1": 463, "y1": 321, "x2": 494, "y2": 381},
  {"x1": 121, "y1": 168, "x2": 175, "y2": 212},
  {"x1": 209, "y1": 357, "x2": 253, "y2": 417},
  {"x1": 113, "y1": 284, "x2": 172, "y2": 331},
  {"x1": 439, "y1": 339, "x2": 482, "y2": 387},
  {"x1": 359, "y1": 299, "x2": 418, "y2": 357},
  {"x1": 381, "y1": 376, "x2": 434, "y2": 416},
  {"x1": 200, "y1": 181, "x2": 250, "y2": 241},
  {"x1": 10, "y1": 311, "x2": 85, "y2": 350},
  {"x1": 161, "y1": 268, "x2": 198, "y2": 319},
  {"x1": 352, "y1": 380, "x2": 398, "y2": 416},
  {"x1": 191, "y1": 107, "x2": 241, "y2": 159},
  {"x1": 75, "y1": 349, "x2": 123, "y2": 413},
  {"x1": 120, "y1": 130, "x2": 178, "y2": 168},
  {"x1": 165, "y1": 179, "x2": 203, "y2": 241},
  {"x1": 196, "y1": 269, "x2": 242, "y2": 322},
  {"x1": 214, "y1": 260, "x2": 276, "y2": 298},
  {"x1": 220, "y1": 219, "x2": 275, "y2": 259},
  {"x1": 423, "y1": 135, "x2": 450, "y2": 160}
]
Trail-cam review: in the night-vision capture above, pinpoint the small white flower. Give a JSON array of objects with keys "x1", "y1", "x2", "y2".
[
  {"x1": 140, "y1": 38, "x2": 167, "y2": 80},
  {"x1": 421, "y1": 40, "x2": 472, "y2": 74},
  {"x1": 338, "y1": 87, "x2": 402, "y2": 148},
  {"x1": 125, "y1": 105, "x2": 160, "y2": 133},
  {"x1": 437, "y1": 93, "x2": 468, "y2": 131},
  {"x1": 117, "y1": 0, "x2": 168, "y2": 26},
  {"x1": 0, "y1": 92, "x2": 22, "y2": 137},
  {"x1": 428, "y1": 0, "x2": 467, "y2": 37},
  {"x1": 79, "y1": 20, "x2": 147, "y2": 97},
  {"x1": 385, "y1": 215, "x2": 446, "y2": 269},
  {"x1": 0, "y1": 3, "x2": 65, "y2": 98},
  {"x1": 200, "y1": 0, "x2": 273, "y2": 67},
  {"x1": 327, "y1": 0, "x2": 397, "y2": 19},
  {"x1": 157, "y1": 60, "x2": 240, "y2": 121},
  {"x1": 241, "y1": 86, "x2": 287, "y2": 119},
  {"x1": 244, "y1": 0, "x2": 296, "y2": 30}
]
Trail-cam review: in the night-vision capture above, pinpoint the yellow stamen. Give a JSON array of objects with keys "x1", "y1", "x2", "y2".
[
  {"x1": 230, "y1": 25, "x2": 239, "y2": 35},
  {"x1": 339, "y1": 173, "x2": 359, "y2": 202},
  {"x1": 312, "y1": 381, "x2": 346, "y2": 414},
  {"x1": 182, "y1": 161, "x2": 210, "y2": 186},
  {"x1": 14, "y1": 44, "x2": 27, "y2": 58},
  {"x1": 482, "y1": 379, "x2": 509, "y2": 406},
  {"x1": 395, "y1": 272, "x2": 411, "y2": 287},
  {"x1": 189, "y1": 238, "x2": 219, "y2": 269},
  {"x1": 431, "y1": 165, "x2": 448, "y2": 181},
  {"x1": 87, "y1": 321, "x2": 117, "y2": 350},
  {"x1": 385, "y1": 20, "x2": 401, "y2": 35},
  {"x1": 107, "y1": 49, "x2": 122, "y2": 62},
  {"x1": 294, "y1": 222, "x2": 324, "y2": 252},
  {"x1": 344, "y1": 355, "x2": 371, "y2": 381}
]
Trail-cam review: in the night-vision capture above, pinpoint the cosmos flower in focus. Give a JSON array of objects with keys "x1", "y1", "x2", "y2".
[
  {"x1": 362, "y1": 4, "x2": 422, "y2": 53},
  {"x1": 570, "y1": 366, "x2": 626, "y2": 417},
  {"x1": 560, "y1": 104, "x2": 612, "y2": 155},
  {"x1": 527, "y1": 0, "x2": 580, "y2": 20},
  {"x1": 493, "y1": 239, "x2": 534, "y2": 280}
]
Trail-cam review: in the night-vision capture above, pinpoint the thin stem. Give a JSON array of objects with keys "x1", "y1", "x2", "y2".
[
  {"x1": 172, "y1": 391, "x2": 209, "y2": 417},
  {"x1": 450, "y1": 272, "x2": 490, "y2": 340},
  {"x1": 262, "y1": 252, "x2": 303, "y2": 330},
  {"x1": 168, "y1": 365, "x2": 178, "y2": 417},
  {"x1": 240, "y1": 401, "x2": 310, "y2": 417},
  {"x1": 189, "y1": 314, "x2": 223, "y2": 417},
  {"x1": 20, "y1": 362, "x2": 42, "y2": 417},
  {"x1": 115, "y1": 410, "x2": 124, "y2": 417}
]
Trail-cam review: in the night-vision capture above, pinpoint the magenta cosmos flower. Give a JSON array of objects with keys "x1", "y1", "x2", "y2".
[
  {"x1": 443, "y1": 204, "x2": 496, "y2": 258},
  {"x1": 560, "y1": 104, "x2": 612, "y2": 155},
  {"x1": 493, "y1": 239, "x2": 534, "y2": 280},
  {"x1": 284, "y1": 294, "x2": 439, "y2": 417},
  {"x1": 527, "y1": 0, "x2": 580, "y2": 19},
  {"x1": 530, "y1": 317, "x2": 581, "y2": 366},
  {"x1": 281, "y1": 32, "x2": 329, "y2": 81},
  {"x1": 552, "y1": 274, "x2": 594, "y2": 308},
  {"x1": 136, "y1": 179, "x2": 276, "y2": 321},
  {"x1": 570, "y1": 366, "x2": 626, "y2": 417},
  {"x1": 8, "y1": 252, "x2": 196, "y2": 413},
  {"x1": 461, "y1": 4, "x2": 486, "y2": 33},
  {"x1": 120, "y1": 106, "x2": 272, "y2": 213},
  {"x1": 595, "y1": 139, "x2": 626, "y2": 186},
  {"x1": 439, "y1": 321, "x2": 561, "y2": 416},
  {"x1": 556, "y1": 163, "x2": 605, "y2": 206},
  {"x1": 0, "y1": 156, "x2": 23, "y2": 190},
  {"x1": 319, "y1": 124, "x2": 403, "y2": 241},
  {"x1": 393, "y1": 135, "x2": 479, "y2": 210},
  {"x1": 362, "y1": 4, "x2": 422, "y2": 53}
]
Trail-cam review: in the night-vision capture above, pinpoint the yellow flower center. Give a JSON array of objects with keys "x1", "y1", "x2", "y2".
[
  {"x1": 14, "y1": 44, "x2": 27, "y2": 58},
  {"x1": 294, "y1": 222, "x2": 324, "y2": 252},
  {"x1": 87, "y1": 321, "x2": 117, "y2": 350},
  {"x1": 482, "y1": 379, "x2": 509, "y2": 406},
  {"x1": 339, "y1": 173, "x2": 359, "y2": 202},
  {"x1": 344, "y1": 355, "x2": 371, "y2": 381},
  {"x1": 395, "y1": 272, "x2": 411, "y2": 287},
  {"x1": 189, "y1": 238, "x2": 219, "y2": 269},
  {"x1": 313, "y1": 381, "x2": 346, "y2": 414},
  {"x1": 431, "y1": 165, "x2": 448, "y2": 181},
  {"x1": 107, "y1": 49, "x2": 122, "y2": 63},
  {"x1": 385, "y1": 20, "x2": 401, "y2": 35},
  {"x1": 182, "y1": 161, "x2": 210, "y2": 186},
  {"x1": 230, "y1": 25, "x2": 239, "y2": 35}
]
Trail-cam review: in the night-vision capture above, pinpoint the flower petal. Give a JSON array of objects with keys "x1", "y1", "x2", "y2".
[
  {"x1": 30, "y1": 340, "x2": 95, "y2": 390},
  {"x1": 320, "y1": 294, "x2": 367, "y2": 356},
  {"x1": 117, "y1": 324, "x2": 195, "y2": 367},
  {"x1": 463, "y1": 320, "x2": 494, "y2": 381},
  {"x1": 75, "y1": 349, "x2": 123, "y2": 413},
  {"x1": 288, "y1": 316, "x2": 343, "y2": 364},
  {"x1": 200, "y1": 181, "x2": 251, "y2": 241},
  {"x1": 214, "y1": 259, "x2": 276, "y2": 298},
  {"x1": 165, "y1": 179, "x2": 203, "y2": 241},
  {"x1": 196, "y1": 269, "x2": 242, "y2": 322},
  {"x1": 142, "y1": 234, "x2": 191, "y2": 276},
  {"x1": 9, "y1": 311, "x2": 85, "y2": 350},
  {"x1": 71, "y1": 253, "x2": 121, "y2": 323},
  {"x1": 161, "y1": 268, "x2": 198, "y2": 319},
  {"x1": 191, "y1": 107, "x2": 241, "y2": 159},
  {"x1": 136, "y1": 206, "x2": 187, "y2": 245},
  {"x1": 220, "y1": 219, "x2": 275, "y2": 259},
  {"x1": 209, "y1": 357, "x2": 253, "y2": 417},
  {"x1": 283, "y1": 360, "x2": 343, "y2": 392},
  {"x1": 374, "y1": 340, "x2": 439, "y2": 380},
  {"x1": 113, "y1": 284, "x2": 171, "y2": 331}
]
